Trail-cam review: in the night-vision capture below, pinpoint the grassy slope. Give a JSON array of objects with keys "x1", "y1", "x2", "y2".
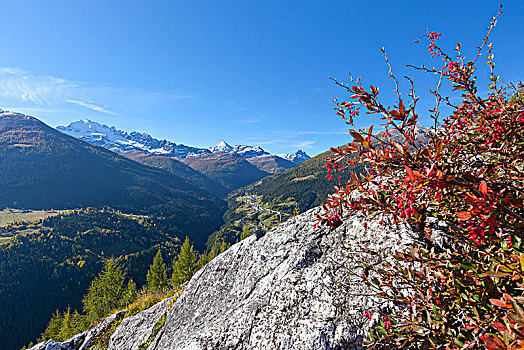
[{"x1": 0, "y1": 209, "x2": 60, "y2": 226}]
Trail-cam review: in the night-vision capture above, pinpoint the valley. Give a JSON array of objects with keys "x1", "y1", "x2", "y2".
[
  {"x1": 0, "y1": 111, "x2": 317, "y2": 350},
  {"x1": 0, "y1": 111, "x2": 401, "y2": 349},
  {"x1": 1, "y1": 4, "x2": 521, "y2": 349}
]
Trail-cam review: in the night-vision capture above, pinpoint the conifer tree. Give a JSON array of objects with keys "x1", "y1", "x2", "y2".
[
  {"x1": 196, "y1": 247, "x2": 218, "y2": 269},
  {"x1": 40, "y1": 310, "x2": 62, "y2": 341},
  {"x1": 82, "y1": 258, "x2": 126, "y2": 320},
  {"x1": 171, "y1": 237, "x2": 197, "y2": 287},
  {"x1": 71, "y1": 310, "x2": 89, "y2": 336},
  {"x1": 146, "y1": 250, "x2": 167, "y2": 292},
  {"x1": 122, "y1": 279, "x2": 137, "y2": 305},
  {"x1": 57, "y1": 307, "x2": 73, "y2": 341},
  {"x1": 240, "y1": 224, "x2": 251, "y2": 241}
]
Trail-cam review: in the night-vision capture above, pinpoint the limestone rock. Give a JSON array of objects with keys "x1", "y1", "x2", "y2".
[
  {"x1": 143, "y1": 208, "x2": 415, "y2": 349},
  {"x1": 108, "y1": 296, "x2": 173, "y2": 350}
]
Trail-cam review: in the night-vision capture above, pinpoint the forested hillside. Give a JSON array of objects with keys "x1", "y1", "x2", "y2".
[
  {"x1": 0, "y1": 209, "x2": 181, "y2": 350},
  {"x1": 0, "y1": 112, "x2": 227, "y2": 247},
  {"x1": 239, "y1": 149, "x2": 362, "y2": 212},
  {"x1": 206, "y1": 148, "x2": 365, "y2": 251}
]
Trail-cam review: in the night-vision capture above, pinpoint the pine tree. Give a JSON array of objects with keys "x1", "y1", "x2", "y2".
[
  {"x1": 220, "y1": 241, "x2": 230, "y2": 253},
  {"x1": 122, "y1": 279, "x2": 138, "y2": 305},
  {"x1": 58, "y1": 307, "x2": 73, "y2": 341},
  {"x1": 171, "y1": 237, "x2": 197, "y2": 287},
  {"x1": 71, "y1": 310, "x2": 90, "y2": 336},
  {"x1": 197, "y1": 247, "x2": 218, "y2": 269},
  {"x1": 82, "y1": 258, "x2": 126, "y2": 320},
  {"x1": 146, "y1": 250, "x2": 167, "y2": 292},
  {"x1": 40, "y1": 309, "x2": 62, "y2": 341},
  {"x1": 240, "y1": 224, "x2": 251, "y2": 241}
]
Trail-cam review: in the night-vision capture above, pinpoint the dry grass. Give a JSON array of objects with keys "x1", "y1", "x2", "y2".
[{"x1": 0, "y1": 209, "x2": 62, "y2": 226}]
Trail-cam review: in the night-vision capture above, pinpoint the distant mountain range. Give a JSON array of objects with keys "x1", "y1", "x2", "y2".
[
  {"x1": 0, "y1": 110, "x2": 226, "y2": 246},
  {"x1": 57, "y1": 119, "x2": 311, "y2": 191},
  {"x1": 57, "y1": 120, "x2": 310, "y2": 164}
]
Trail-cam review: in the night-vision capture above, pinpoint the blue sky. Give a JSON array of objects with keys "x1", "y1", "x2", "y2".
[{"x1": 0, "y1": 1, "x2": 522, "y2": 156}]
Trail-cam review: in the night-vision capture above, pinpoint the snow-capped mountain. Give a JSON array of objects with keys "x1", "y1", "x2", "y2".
[
  {"x1": 277, "y1": 150, "x2": 311, "y2": 164},
  {"x1": 57, "y1": 120, "x2": 310, "y2": 163},
  {"x1": 57, "y1": 120, "x2": 205, "y2": 158},
  {"x1": 210, "y1": 141, "x2": 268, "y2": 158},
  {"x1": 211, "y1": 140, "x2": 233, "y2": 153}
]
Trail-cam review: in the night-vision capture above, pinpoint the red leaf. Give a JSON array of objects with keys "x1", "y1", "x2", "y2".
[
  {"x1": 399, "y1": 99, "x2": 405, "y2": 114},
  {"x1": 349, "y1": 130, "x2": 364, "y2": 142},
  {"x1": 404, "y1": 166, "x2": 414, "y2": 181},
  {"x1": 480, "y1": 334, "x2": 506, "y2": 350},
  {"x1": 479, "y1": 181, "x2": 488, "y2": 195},
  {"x1": 490, "y1": 298, "x2": 511, "y2": 308},
  {"x1": 491, "y1": 321, "x2": 506, "y2": 333},
  {"x1": 457, "y1": 211, "x2": 472, "y2": 221},
  {"x1": 392, "y1": 141, "x2": 404, "y2": 155}
]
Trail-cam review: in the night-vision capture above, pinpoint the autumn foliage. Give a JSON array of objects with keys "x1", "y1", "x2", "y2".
[{"x1": 318, "y1": 7, "x2": 524, "y2": 349}]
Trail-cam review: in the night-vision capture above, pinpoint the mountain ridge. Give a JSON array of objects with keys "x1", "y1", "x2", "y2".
[{"x1": 57, "y1": 119, "x2": 311, "y2": 163}]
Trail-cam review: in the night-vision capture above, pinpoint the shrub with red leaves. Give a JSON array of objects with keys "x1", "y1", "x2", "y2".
[{"x1": 318, "y1": 6, "x2": 524, "y2": 349}]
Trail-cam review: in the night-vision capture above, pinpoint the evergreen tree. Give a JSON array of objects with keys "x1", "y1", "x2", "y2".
[
  {"x1": 40, "y1": 309, "x2": 62, "y2": 341},
  {"x1": 57, "y1": 307, "x2": 74, "y2": 341},
  {"x1": 122, "y1": 279, "x2": 138, "y2": 305},
  {"x1": 82, "y1": 258, "x2": 126, "y2": 320},
  {"x1": 197, "y1": 247, "x2": 218, "y2": 269},
  {"x1": 146, "y1": 250, "x2": 167, "y2": 292},
  {"x1": 171, "y1": 237, "x2": 197, "y2": 287},
  {"x1": 240, "y1": 224, "x2": 251, "y2": 241},
  {"x1": 71, "y1": 310, "x2": 89, "y2": 336},
  {"x1": 219, "y1": 240, "x2": 229, "y2": 254}
]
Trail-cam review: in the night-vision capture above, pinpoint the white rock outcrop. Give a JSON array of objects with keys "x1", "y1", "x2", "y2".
[{"x1": 33, "y1": 208, "x2": 417, "y2": 350}]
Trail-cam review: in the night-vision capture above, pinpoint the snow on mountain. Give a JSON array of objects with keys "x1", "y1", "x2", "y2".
[
  {"x1": 211, "y1": 140, "x2": 233, "y2": 153},
  {"x1": 277, "y1": 150, "x2": 311, "y2": 164},
  {"x1": 208, "y1": 141, "x2": 268, "y2": 158},
  {"x1": 57, "y1": 120, "x2": 310, "y2": 162},
  {"x1": 57, "y1": 120, "x2": 206, "y2": 158}
]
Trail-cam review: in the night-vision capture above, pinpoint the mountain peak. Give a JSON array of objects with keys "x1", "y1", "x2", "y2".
[
  {"x1": 58, "y1": 119, "x2": 306, "y2": 163},
  {"x1": 277, "y1": 150, "x2": 311, "y2": 164},
  {"x1": 0, "y1": 109, "x2": 37, "y2": 121},
  {"x1": 212, "y1": 140, "x2": 233, "y2": 152}
]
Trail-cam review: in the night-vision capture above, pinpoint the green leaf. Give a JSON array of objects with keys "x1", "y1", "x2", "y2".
[
  {"x1": 485, "y1": 271, "x2": 510, "y2": 278},
  {"x1": 512, "y1": 300, "x2": 524, "y2": 319},
  {"x1": 460, "y1": 263, "x2": 476, "y2": 270},
  {"x1": 454, "y1": 338, "x2": 464, "y2": 347}
]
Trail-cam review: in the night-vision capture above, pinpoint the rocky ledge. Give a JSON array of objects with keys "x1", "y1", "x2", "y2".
[{"x1": 31, "y1": 208, "x2": 417, "y2": 350}]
